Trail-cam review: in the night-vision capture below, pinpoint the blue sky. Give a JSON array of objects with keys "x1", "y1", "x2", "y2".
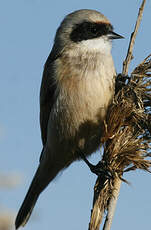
[{"x1": 0, "y1": 0, "x2": 151, "y2": 229}]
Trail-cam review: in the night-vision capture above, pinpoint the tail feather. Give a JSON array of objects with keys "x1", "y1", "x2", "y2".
[
  {"x1": 15, "y1": 164, "x2": 43, "y2": 229},
  {"x1": 15, "y1": 161, "x2": 61, "y2": 229},
  {"x1": 15, "y1": 185, "x2": 39, "y2": 229}
]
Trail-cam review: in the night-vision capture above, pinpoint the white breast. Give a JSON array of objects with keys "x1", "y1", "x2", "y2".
[
  {"x1": 46, "y1": 46, "x2": 116, "y2": 161},
  {"x1": 52, "y1": 49, "x2": 116, "y2": 135}
]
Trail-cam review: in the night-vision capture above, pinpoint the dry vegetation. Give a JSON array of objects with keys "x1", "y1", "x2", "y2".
[
  {"x1": 89, "y1": 1, "x2": 151, "y2": 229},
  {"x1": 89, "y1": 55, "x2": 151, "y2": 230}
]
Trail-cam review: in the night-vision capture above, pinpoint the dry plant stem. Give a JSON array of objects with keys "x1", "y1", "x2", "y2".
[
  {"x1": 122, "y1": 0, "x2": 146, "y2": 76},
  {"x1": 102, "y1": 178, "x2": 121, "y2": 230},
  {"x1": 101, "y1": 1, "x2": 147, "y2": 230}
]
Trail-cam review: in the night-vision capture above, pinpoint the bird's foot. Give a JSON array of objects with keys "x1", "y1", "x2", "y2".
[
  {"x1": 88, "y1": 161, "x2": 112, "y2": 179},
  {"x1": 115, "y1": 73, "x2": 130, "y2": 94},
  {"x1": 79, "y1": 151, "x2": 112, "y2": 178}
]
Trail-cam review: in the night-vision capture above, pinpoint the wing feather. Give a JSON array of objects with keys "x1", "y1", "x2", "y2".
[{"x1": 40, "y1": 48, "x2": 61, "y2": 146}]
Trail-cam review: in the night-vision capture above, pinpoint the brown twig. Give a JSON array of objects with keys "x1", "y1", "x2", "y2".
[
  {"x1": 105, "y1": 0, "x2": 147, "y2": 225},
  {"x1": 102, "y1": 1, "x2": 147, "y2": 230},
  {"x1": 102, "y1": 178, "x2": 121, "y2": 230},
  {"x1": 122, "y1": 0, "x2": 146, "y2": 76},
  {"x1": 88, "y1": 1, "x2": 147, "y2": 230}
]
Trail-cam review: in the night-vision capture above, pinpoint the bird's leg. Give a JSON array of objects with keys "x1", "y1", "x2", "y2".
[
  {"x1": 79, "y1": 151, "x2": 95, "y2": 171},
  {"x1": 79, "y1": 151, "x2": 112, "y2": 179}
]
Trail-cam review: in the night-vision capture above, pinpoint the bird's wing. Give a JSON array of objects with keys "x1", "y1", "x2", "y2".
[{"x1": 40, "y1": 48, "x2": 61, "y2": 147}]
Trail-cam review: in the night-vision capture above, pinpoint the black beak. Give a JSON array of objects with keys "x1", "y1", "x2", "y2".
[{"x1": 108, "y1": 31, "x2": 124, "y2": 39}]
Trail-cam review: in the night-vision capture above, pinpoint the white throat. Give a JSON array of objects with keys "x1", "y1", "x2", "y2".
[{"x1": 79, "y1": 37, "x2": 112, "y2": 55}]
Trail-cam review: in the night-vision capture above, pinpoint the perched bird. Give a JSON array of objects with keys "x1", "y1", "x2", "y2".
[{"x1": 15, "y1": 9, "x2": 123, "y2": 229}]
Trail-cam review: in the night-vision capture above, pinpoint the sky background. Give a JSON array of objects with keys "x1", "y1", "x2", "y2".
[{"x1": 0, "y1": 0, "x2": 151, "y2": 230}]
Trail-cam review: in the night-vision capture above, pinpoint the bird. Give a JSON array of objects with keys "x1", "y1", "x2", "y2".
[{"x1": 15, "y1": 9, "x2": 123, "y2": 229}]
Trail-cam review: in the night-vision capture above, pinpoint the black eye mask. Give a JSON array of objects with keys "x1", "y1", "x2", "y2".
[{"x1": 70, "y1": 21, "x2": 113, "y2": 42}]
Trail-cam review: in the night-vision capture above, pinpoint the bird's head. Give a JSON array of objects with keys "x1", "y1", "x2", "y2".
[{"x1": 54, "y1": 9, "x2": 124, "y2": 55}]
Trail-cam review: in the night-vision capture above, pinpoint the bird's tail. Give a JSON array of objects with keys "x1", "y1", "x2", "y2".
[
  {"x1": 15, "y1": 169, "x2": 41, "y2": 229},
  {"x1": 15, "y1": 161, "x2": 58, "y2": 229},
  {"x1": 15, "y1": 156, "x2": 63, "y2": 229},
  {"x1": 15, "y1": 151, "x2": 67, "y2": 229}
]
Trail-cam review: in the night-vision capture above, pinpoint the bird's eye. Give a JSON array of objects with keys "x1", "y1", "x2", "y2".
[
  {"x1": 90, "y1": 26, "x2": 98, "y2": 34},
  {"x1": 70, "y1": 22, "x2": 113, "y2": 43}
]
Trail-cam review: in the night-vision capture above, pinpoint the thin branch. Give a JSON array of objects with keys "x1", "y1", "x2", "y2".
[
  {"x1": 122, "y1": 0, "x2": 146, "y2": 76},
  {"x1": 88, "y1": 1, "x2": 147, "y2": 230},
  {"x1": 102, "y1": 1, "x2": 147, "y2": 230},
  {"x1": 102, "y1": 178, "x2": 121, "y2": 230}
]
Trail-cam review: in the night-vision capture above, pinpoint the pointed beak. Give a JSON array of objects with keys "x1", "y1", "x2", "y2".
[{"x1": 108, "y1": 31, "x2": 124, "y2": 40}]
